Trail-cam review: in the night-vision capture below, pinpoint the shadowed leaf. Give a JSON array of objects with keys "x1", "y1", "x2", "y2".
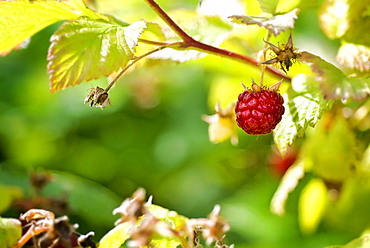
[
  {"x1": 301, "y1": 51, "x2": 370, "y2": 101},
  {"x1": 229, "y1": 9, "x2": 299, "y2": 36},
  {"x1": 48, "y1": 17, "x2": 147, "y2": 93}
]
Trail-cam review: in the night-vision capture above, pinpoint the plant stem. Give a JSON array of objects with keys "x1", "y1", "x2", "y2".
[
  {"x1": 186, "y1": 41, "x2": 291, "y2": 81},
  {"x1": 142, "y1": 0, "x2": 196, "y2": 43},
  {"x1": 105, "y1": 44, "x2": 175, "y2": 92},
  {"x1": 260, "y1": 32, "x2": 272, "y2": 86},
  {"x1": 142, "y1": 0, "x2": 291, "y2": 81}
]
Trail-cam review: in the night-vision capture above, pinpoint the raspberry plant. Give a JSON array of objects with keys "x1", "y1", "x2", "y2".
[{"x1": 1, "y1": 0, "x2": 370, "y2": 248}]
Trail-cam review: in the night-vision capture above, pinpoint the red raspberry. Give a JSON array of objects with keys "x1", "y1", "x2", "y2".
[{"x1": 235, "y1": 82, "x2": 285, "y2": 135}]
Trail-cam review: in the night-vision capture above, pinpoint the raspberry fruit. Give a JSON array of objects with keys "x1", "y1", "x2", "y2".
[{"x1": 235, "y1": 81, "x2": 285, "y2": 135}]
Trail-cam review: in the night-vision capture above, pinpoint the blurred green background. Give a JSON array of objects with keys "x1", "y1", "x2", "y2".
[{"x1": 0, "y1": 0, "x2": 364, "y2": 247}]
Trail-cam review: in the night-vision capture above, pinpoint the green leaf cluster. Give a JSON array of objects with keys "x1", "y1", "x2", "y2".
[{"x1": 274, "y1": 73, "x2": 332, "y2": 154}]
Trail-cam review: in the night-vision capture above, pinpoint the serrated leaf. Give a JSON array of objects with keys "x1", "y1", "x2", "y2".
[
  {"x1": 274, "y1": 74, "x2": 332, "y2": 154},
  {"x1": 325, "y1": 234, "x2": 370, "y2": 248},
  {"x1": 229, "y1": 8, "x2": 299, "y2": 36},
  {"x1": 48, "y1": 17, "x2": 146, "y2": 93},
  {"x1": 337, "y1": 43, "x2": 370, "y2": 73},
  {"x1": 301, "y1": 51, "x2": 370, "y2": 101},
  {"x1": 0, "y1": 0, "x2": 107, "y2": 56},
  {"x1": 99, "y1": 222, "x2": 132, "y2": 248},
  {"x1": 258, "y1": 0, "x2": 280, "y2": 15},
  {"x1": 148, "y1": 10, "x2": 232, "y2": 62},
  {"x1": 298, "y1": 178, "x2": 327, "y2": 235},
  {"x1": 0, "y1": 217, "x2": 22, "y2": 248}
]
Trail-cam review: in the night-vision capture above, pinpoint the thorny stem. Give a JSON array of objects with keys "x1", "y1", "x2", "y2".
[
  {"x1": 142, "y1": 0, "x2": 291, "y2": 81},
  {"x1": 104, "y1": 43, "x2": 180, "y2": 92}
]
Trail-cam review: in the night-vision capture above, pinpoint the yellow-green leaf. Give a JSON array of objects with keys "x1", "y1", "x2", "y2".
[
  {"x1": 98, "y1": 222, "x2": 132, "y2": 248},
  {"x1": 0, "y1": 0, "x2": 107, "y2": 55},
  {"x1": 326, "y1": 234, "x2": 370, "y2": 248},
  {"x1": 0, "y1": 218, "x2": 22, "y2": 248},
  {"x1": 298, "y1": 178, "x2": 328, "y2": 235},
  {"x1": 48, "y1": 17, "x2": 146, "y2": 92}
]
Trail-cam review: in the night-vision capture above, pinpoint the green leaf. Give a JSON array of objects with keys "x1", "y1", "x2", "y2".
[
  {"x1": 0, "y1": 218, "x2": 22, "y2": 248},
  {"x1": 258, "y1": 0, "x2": 280, "y2": 15},
  {"x1": 303, "y1": 115, "x2": 357, "y2": 182},
  {"x1": 148, "y1": 10, "x2": 232, "y2": 62},
  {"x1": 99, "y1": 222, "x2": 132, "y2": 248},
  {"x1": 337, "y1": 43, "x2": 370, "y2": 73},
  {"x1": 325, "y1": 234, "x2": 370, "y2": 248},
  {"x1": 301, "y1": 51, "x2": 370, "y2": 101},
  {"x1": 274, "y1": 74, "x2": 332, "y2": 154},
  {"x1": 0, "y1": 0, "x2": 107, "y2": 56},
  {"x1": 229, "y1": 8, "x2": 299, "y2": 36},
  {"x1": 298, "y1": 178, "x2": 327, "y2": 235},
  {"x1": 48, "y1": 17, "x2": 146, "y2": 93}
]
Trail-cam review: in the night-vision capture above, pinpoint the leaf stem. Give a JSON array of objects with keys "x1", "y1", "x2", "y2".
[
  {"x1": 104, "y1": 43, "x2": 177, "y2": 92},
  {"x1": 142, "y1": 0, "x2": 291, "y2": 81}
]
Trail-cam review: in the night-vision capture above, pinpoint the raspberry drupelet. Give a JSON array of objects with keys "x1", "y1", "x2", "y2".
[{"x1": 235, "y1": 81, "x2": 285, "y2": 135}]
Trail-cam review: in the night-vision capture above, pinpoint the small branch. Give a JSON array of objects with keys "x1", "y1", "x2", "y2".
[
  {"x1": 186, "y1": 41, "x2": 291, "y2": 81},
  {"x1": 105, "y1": 44, "x2": 176, "y2": 92},
  {"x1": 142, "y1": 0, "x2": 196, "y2": 43},
  {"x1": 142, "y1": 0, "x2": 291, "y2": 81}
]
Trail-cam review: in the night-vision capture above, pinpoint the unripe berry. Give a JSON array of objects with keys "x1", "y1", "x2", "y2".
[{"x1": 235, "y1": 81, "x2": 285, "y2": 135}]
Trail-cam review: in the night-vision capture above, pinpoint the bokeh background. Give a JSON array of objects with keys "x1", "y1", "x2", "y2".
[{"x1": 0, "y1": 0, "x2": 364, "y2": 247}]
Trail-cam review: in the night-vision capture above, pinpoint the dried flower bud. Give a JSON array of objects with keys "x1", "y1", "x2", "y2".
[
  {"x1": 113, "y1": 188, "x2": 149, "y2": 226},
  {"x1": 84, "y1": 86, "x2": 111, "y2": 109},
  {"x1": 127, "y1": 214, "x2": 158, "y2": 248},
  {"x1": 188, "y1": 205, "x2": 230, "y2": 246},
  {"x1": 259, "y1": 33, "x2": 300, "y2": 74},
  {"x1": 201, "y1": 205, "x2": 230, "y2": 246},
  {"x1": 20, "y1": 209, "x2": 55, "y2": 222}
]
